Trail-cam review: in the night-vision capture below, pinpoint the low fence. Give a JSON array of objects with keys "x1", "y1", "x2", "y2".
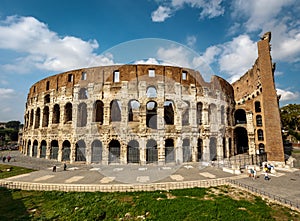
[{"x1": 227, "y1": 179, "x2": 299, "y2": 211}]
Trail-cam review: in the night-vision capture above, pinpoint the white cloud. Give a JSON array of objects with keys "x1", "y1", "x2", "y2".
[
  {"x1": 186, "y1": 35, "x2": 197, "y2": 47},
  {"x1": 277, "y1": 88, "x2": 299, "y2": 101},
  {"x1": 157, "y1": 45, "x2": 192, "y2": 67},
  {"x1": 0, "y1": 16, "x2": 114, "y2": 74},
  {"x1": 151, "y1": 6, "x2": 172, "y2": 22},
  {"x1": 0, "y1": 88, "x2": 15, "y2": 98},
  {"x1": 134, "y1": 58, "x2": 161, "y2": 65},
  {"x1": 151, "y1": 0, "x2": 224, "y2": 22}
]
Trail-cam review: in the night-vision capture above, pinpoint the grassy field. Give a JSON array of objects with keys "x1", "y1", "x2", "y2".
[
  {"x1": 0, "y1": 186, "x2": 299, "y2": 221},
  {"x1": 0, "y1": 164, "x2": 35, "y2": 179}
]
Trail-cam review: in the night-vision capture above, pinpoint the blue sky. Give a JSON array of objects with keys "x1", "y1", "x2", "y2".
[{"x1": 0, "y1": 0, "x2": 299, "y2": 122}]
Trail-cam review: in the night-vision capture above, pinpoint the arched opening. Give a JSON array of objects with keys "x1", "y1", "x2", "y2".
[
  {"x1": 93, "y1": 100, "x2": 104, "y2": 124},
  {"x1": 50, "y1": 140, "x2": 59, "y2": 160},
  {"x1": 40, "y1": 140, "x2": 47, "y2": 158},
  {"x1": 44, "y1": 94, "x2": 50, "y2": 104},
  {"x1": 78, "y1": 88, "x2": 88, "y2": 99},
  {"x1": 27, "y1": 140, "x2": 31, "y2": 156},
  {"x1": 208, "y1": 104, "x2": 217, "y2": 124},
  {"x1": 146, "y1": 101, "x2": 157, "y2": 129},
  {"x1": 109, "y1": 139, "x2": 120, "y2": 164},
  {"x1": 197, "y1": 138, "x2": 203, "y2": 161},
  {"x1": 259, "y1": 143, "x2": 265, "y2": 154},
  {"x1": 221, "y1": 106, "x2": 225, "y2": 125},
  {"x1": 234, "y1": 127, "x2": 249, "y2": 154},
  {"x1": 209, "y1": 137, "x2": 217, "y2": 160},
  {"x1": 255, "y1": 101, "x2": 261, "y2": 112},
  {"x1": 223, "y1": 137, "x2": 226, "y2": 158},
  {"x1": 42, "y1": 106, "x2": 49, "y2": 127},
  {"x1": 32, "y1": 140, "x2": 38, "y2": 157},
  {"x1": 34, "y1": 108, "x2": 40, "y2": 129},
  {"x1": 64, "y1": 103, "x2": 72, "y2": 123},
  {"x1": 197, "y1": 102, "x2": 203, "y2": 125},
  {"x1": 165, "y1": 138, "x2": 175, "y2": 163},
  {"x1": 146, "y1": 86, "x2": 157, "y2": 98},
  {"x1": 257, "y1": 129, "x2": 264, "y2": 141},
  {"x1": 234, "y1": 109, "x2": 247, "y2": 124},
  {"x1": 91, "y1": 139, "x2": 102, "y2": 163},
  {"x1": 62, "y1": 140, "x2": 71, "y2": 161},
  {"x1": 164, "y1": 100, "x2": 174, "y2": 125},
  {"x1": 127, "y1": 140, "x2": 139, "y2": 163},
  {"x1": 110, "y1": 100, "x2": 121, "y2": 122},
  {"x1": 77, "y1": 102, "x2": 87, "y2": 127},
  {"x1": 182, "y1": 101, "x2": 190, "y2": 126},
  {"x1": 128, "y1": 100, "x2": 140, "y2": 122},
  {"x1": 30, "y1": 110, "x2": 34, "y2": 127},
  {"x1": 182, "y1": 138, "x2": 191, "y2": 162},
  {"x1": 52, "y1": 104, "x2": 60, "y2": 124},
  {"x1": 76, "y1": 140, "x2": 86, "y2": 162},
  {"x1": 146, "y1": 139, "x2": 158, "y2": 164},
  {"x1": 256, "y1": 115, "x2": 262, "y2": 126}
]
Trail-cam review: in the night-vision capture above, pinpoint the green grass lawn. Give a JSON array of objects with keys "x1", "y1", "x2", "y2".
[
  {"x1": 0, "y1": 186, "x2": 299, "y2": 221},
  {"x1": 0, "y1": 164, "x2": 35, "y2": 179}
]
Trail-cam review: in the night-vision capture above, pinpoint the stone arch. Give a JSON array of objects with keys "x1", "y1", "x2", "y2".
[
  {"x1": 255, "y1": 101, "x2": 261, "y2": 112},
  {"x1": 197, "y1": 138, "x2": 203, "y2": 161},
  {"x1": 128, "y1": 100, "x2": 140, "y2": 122},
  {"x1": 165, "y1": 138, "x2": 175, "y2": 163},
  {"x1": 182, "y1": 138, "x2": 191, "y2": 162},
  {"x1": 27, "y1": 140, "x2": 31, "y2": 156},
  {"x1": 110, "y1": 100, "x2": 121, "y2": 122},
  {"x1": 40, "y1": 140, "x2": 47, "y2": 158},
  {"x1": 64, "y1": 103, "x2": 72, "y2": 123},
  {"x1": 30, "y1": 109, "x2": 34, "y2": 127},
  {"x1": 79, "y1": 88, "x2": 88, "y2": 99},
  {"x1": 146, "y1": 86, "x2": 157, "y2": 98},
  {"x1": 146, "y1": 101, "x2": 157, "y2": 129},
  {"x1": 182, "y1": 101, "x2": 190, "y2": 126},
  {"x1": 164, "y1": 100, "x2": 174, "y2": 125},
  {"x1": 50, "y1": 140, "x2": 59, "y2": 160},
  {"x1": 34, "y1": 108, "x2": 40, "y2": 128},
  {"x1": 221, "y1": 105, "x2": 225, "y2": 125},
  {"x1": 234, "y1": 109, "x2": 247, "y2": 124},
  {"x1": 76, "y1": 140, "x2": 86, "y2": 162},
  {"x1": 93, "y1": 100, "x2": 104, "y2": 124},
  {"x1": 108, "y1": 139, "x2": 121, "y2": 164},
  {"x1": 208, "y1": 103, "x2": 217, "y2": 124},
  {"x1": 32, "y1": 140, "x2": 38, "y2": 157},
  {"x1": 197, "y1": 102, "x2": 203, "y2": 125},
  {"x1": 62, "y1": 140, "x2": 71, "y2": 161},
  {"x1": 259, "y1": 143, "x2": 265, "y2": 154},
  {"x1": 257, "y1": 129, "x2": 264, "y2": 141},
  {"x1": 234, "y1": 127, "x2": 249, "y2": 154},
  {"x1": 146, "y1": 139, "x2": 158, "y2": 164},
  {"x1": 44, "y1": 94, "x2": 50, "y2": 104},
  {"x1": 91, "y1": 139, "x2": 103, "y2": 163},
  {"x1": 209, "y1": 137, "x2": 217, "y2": 160},
  {"x1": 77, "y1": 102, "x2": 87, "y2": 127},
  {"x1": 127, "y1": 140, "x2": 139, "y2": 163},
  {"x1": 42, "y1": 106, "x2": 49, "y2": 127},
  {"x1": 52, "y1": 104, "x2": 60, "y2": 124},
  {"x1": 256, "y1": 115, "x2": 262, "y2": 126}
]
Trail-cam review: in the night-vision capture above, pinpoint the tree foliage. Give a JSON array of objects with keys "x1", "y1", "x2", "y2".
[{"x1": 280, "y1": 104, "x2": 300, "y2": 141}]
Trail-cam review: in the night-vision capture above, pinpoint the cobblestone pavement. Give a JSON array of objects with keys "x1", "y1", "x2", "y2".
[{"x1": 1, "y1": 151, "x2": 299, "y2": 206}]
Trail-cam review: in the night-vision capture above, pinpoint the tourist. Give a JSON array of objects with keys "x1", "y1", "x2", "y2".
[
  {"x1": 52, "y1": 165, "x2": 56, "y2": 172},
  {"x1": 7, "y1": 155, "x2": 11, "y2": 162},
  {"x1": 2, "y1": 156, "x2": 6, "y2": 162},
  {"x1": 264, "y1": 172, "x2": 270, "y2": 181},
  {"x1": 63, "y1": 163, "x2": 67, "y2": 171}
]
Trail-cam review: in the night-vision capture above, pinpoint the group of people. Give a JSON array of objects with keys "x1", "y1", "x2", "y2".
[
  {"x1": 52, "y1": 163, "x2": 67, "y2": 172},
  {"x1": 2, "y1": 155, "x2": 11, "y2": 162},
  {"x1": 248, "y1": 163, "x2": 273, "y2": 181}
]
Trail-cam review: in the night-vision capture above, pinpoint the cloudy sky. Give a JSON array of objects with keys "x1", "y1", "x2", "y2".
[{"x1": 0, "y1": 0, "x2": 299, "y2": 122}]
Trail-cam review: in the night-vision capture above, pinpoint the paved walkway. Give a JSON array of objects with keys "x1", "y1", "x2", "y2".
[{"x1": 1, "y1": 151, "x2": 299, "y2": 208}]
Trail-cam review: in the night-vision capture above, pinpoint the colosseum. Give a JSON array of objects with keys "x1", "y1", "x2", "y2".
[{"x1": 21, "y1": 32, "x2": 285, "y2": 166}]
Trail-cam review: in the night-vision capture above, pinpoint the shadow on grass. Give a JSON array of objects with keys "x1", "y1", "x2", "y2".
[{"x1": 0, "y1": 187, "x2": 30, "y2": 220}]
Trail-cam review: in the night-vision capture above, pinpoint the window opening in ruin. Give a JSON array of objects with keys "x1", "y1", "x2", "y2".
[
  {"x1": 182, "y1": 101, "x2": 189, "y2": 126},
  {"x1": 197, "y1": 102, "x2": 203, "y2": 125},
  {"x1": 64, "y1": 103, "x2": 72, "y2": 123},
  {"x1": 165, "y1": 139, "x2": 175, "y2": 163},
  {"x1": 258, "y1": 129, "x2": 264, "y2": 141},
  {"x1": 146, "y1": 139, "x2": 158, "y2": 163},
  {"x1": 182, "y1": 71, "x2": 187, "y2": 80},
  {"x1": 76, "y1": 140, "x2": 86, "y2": 162},
  {"x1": 256, "y1": 115, "x2": 262, "y2": 126},
  {"x1": 127, "y1": 140, "x2": 139, "y2": 163},
  {"x1": 79, "y1": 88, "x2": 88, "y2": 99},
  {"x1": 226, "y1": 107, "x2": 231, "y2": 126},
  {"x1": 128, "y1": 100, "x2": 140, "y2": 122},
  {"x1": 234, "y1": 109, "x2": 247, "y2": 124},
  {"x1": 209, "y1": 137, "x2": 217, "y2": 160},
  {"x1": 146, "y1": 101, "x2": 157, "y2": 129},
  {"x1": 30, "y1": 110, "x2": 34, "y2": 127},
  {"x1": 146, "y1": 86, "x2": 157, "y2": 98},
  {"x1": 255, "y1": 101, "x2": 261, "y2": 112},
  {"x1": 62, "y1": 140, "x2": 71, "y2": 161},
  {"x1": 33, "y1": 86, "x2": 36, "y2": 93},
  {"x1": 52, "y1": 104, "x2": 60, "y2": 124},
  {"x1": 93, "y1": 100, "x2": 104, "y2": 124},
  {"x1": 223, "y1": 137, "x2": 226, "y2": 158},
  {"x1": 221, "y1": 106, "x2": 225, "y2": 125},
  {"x1": 229, "y1": 138, "x2": 232, "y2": 157},
  {"x1": 182, "y1": 138, "x2": 191, "y2": 162},
  {"x1": 81, "y1": 71, "x2": 87, "y2": 80},
  {"x1": 148, "y1": 69, "x2": 155, "y2": 77},
  {"x1": 208, "y1": 104, "x2": 217, "y2": 124},
  {"x1": 91, "y1": 140, "x2": 103, "y2": 163},
  {"x1": 50, "y1": 140, "x2": 59, "y2": 160},
  {"x1": 68, "y1": 74, "x2": 73, "y2": 82},
  {"x1": 164, "y1": 100, "x2": 174, "y2": 125},
  {"x1": 197, "y1": 138, "x2": 203, "y2": 161},
  {"x1": 42, "y1": 106, "x2": 49, "y2": 127},
  {"x1": 110, "y1": 99, "x2": 121, "y2": 122},
  {"x1": 234, "y1": 127, "x2": 249, "y2": 154},
  {"x1": 27, "y1": 140, "x2": 31, "y2": 156},
  {"x1": 40, "y1": 140, "x2": 47, "y2": 158},
  {"x1": 32, "y1": 140, "x2": 38, "y2": 157},
  {"x1": 44, "y1": 94, "x2": 50, "y2": 104},
  {"x1": 46, "y1": 81, "x2": 50, "y2": 90},
  {"x1": 34, "y1": 108, "x2": 40, "y2": 129},
  {"x1": 77, "y1": 102, "x2": 87, "y2": 127},
  {"x1": 109, "y1": 139, "x2": 121, "y2": 164},
  {"x1": 259, "y1": 143, "x2": 265, "y2": 154},
  {"x1": 113, "y1": 70, "x2": 120, "y2": 83}
]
